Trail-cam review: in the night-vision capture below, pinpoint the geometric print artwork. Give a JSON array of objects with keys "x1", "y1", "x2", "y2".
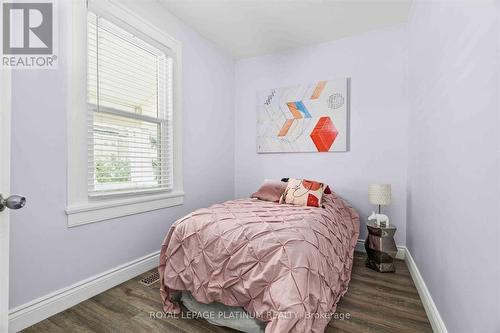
[{"x1": 257, "y1": 78, "x2": 348, "y2": 152}]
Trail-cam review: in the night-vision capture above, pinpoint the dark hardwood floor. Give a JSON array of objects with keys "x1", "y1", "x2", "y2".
[{"x1": 22, "y1": 252, "x2": 432, "y2": 333}]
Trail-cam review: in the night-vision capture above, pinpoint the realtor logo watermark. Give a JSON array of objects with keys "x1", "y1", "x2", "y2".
[{"x1": 1, "y1": 0, "x2": 58, "y2": 69}]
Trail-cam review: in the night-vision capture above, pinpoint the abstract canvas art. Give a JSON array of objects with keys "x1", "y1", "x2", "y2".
[{"x1": 257, "y1": 78, "x2": 349, "y2": 153}]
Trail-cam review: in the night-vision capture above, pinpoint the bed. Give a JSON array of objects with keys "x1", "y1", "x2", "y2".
[{"x1": 159, "y1": 191, "x2": 359, "y2": 333}]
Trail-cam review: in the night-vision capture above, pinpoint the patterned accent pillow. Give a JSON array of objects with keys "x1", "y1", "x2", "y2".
[
  {"x1": 282, "y1": 177, "x2": 332, "y2": 195},
  {"x1": 279, "y1": 178, "x2": 327, "y2": 207}
]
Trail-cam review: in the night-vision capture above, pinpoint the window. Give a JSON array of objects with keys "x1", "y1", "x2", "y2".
[
  {"x1": 87, "y1": 12, "x2": 172, "y2": 195},
  {"x1": 66, "y1": 0, "x2": 183, "y2": 227}
]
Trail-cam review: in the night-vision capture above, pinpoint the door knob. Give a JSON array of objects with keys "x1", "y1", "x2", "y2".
[{"x1": 0, "y1": 194, "x2": 26, "y2": 211}]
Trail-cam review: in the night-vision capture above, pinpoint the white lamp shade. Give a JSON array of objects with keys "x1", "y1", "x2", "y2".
[{"x1": 368, "y1": 184, "x2": 392, "y2": 205}]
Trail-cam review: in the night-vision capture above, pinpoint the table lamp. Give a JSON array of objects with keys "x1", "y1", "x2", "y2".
[{"x1": 368, "y1": 184, "x2": 391, "y2": 214}]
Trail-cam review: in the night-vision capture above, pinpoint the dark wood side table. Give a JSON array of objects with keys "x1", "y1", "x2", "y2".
[{"x1": 365, "y1": 221, "x2": 397, "y2": 272}]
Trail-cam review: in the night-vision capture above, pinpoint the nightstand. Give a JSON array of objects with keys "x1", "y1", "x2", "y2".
[{"x1": 365, "y1": 221, "x2": 397, "y2": 272}]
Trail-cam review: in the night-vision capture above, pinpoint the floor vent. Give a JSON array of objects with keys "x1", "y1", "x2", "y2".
[{"x1": 139, "y1": 271, "x2": 160, "y2": 287}]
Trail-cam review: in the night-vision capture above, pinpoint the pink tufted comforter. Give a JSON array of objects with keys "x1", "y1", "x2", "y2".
[{"x1": 159, "y1": 192, "x2": 359, "y2": 333}]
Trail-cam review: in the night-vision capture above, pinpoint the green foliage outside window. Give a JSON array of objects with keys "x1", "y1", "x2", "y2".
[
  {"x1": 150, "y1": 136, "x2": 161, "y2": 182},
  {"x1": 95, "y1": 155, "x2": 131, "y2": 183}
]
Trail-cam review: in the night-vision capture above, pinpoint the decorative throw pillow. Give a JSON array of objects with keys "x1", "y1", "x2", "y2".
[
  {"x1": 251, "y1": 179, "x2": 288, "y2": 202},
  {"x1": 282, "y1": 177, "x2": 332, "y2": 195},
  {"x1": 279, "y1": 178, "x2": 327, "y2": 207}
]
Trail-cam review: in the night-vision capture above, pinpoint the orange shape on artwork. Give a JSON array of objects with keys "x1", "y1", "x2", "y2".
[
  {"x1": 286, "y1": 102, "x2": 303, "y2": 119},
  {"x1": 310, "y1": 81, "x2": 327, "y2": 99},
  {"x1": 278, "y1": 119, "x2": 294, "y2": 137},
  {"x1": 310, "y1": 116, "x2": 338, "y2": 152}
]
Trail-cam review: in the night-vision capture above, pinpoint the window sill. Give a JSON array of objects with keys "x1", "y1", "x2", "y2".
[
  {"x1": 88, "y1": 187, "x2": 173, "y2": 199},
  {"x1": 65, "y1": 191, "x2": 184, "y2": 227}
]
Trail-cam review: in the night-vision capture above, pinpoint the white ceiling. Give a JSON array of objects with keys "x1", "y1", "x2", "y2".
[{"x1": 158, "y1": 0, "x2": 412, "y2": 59}]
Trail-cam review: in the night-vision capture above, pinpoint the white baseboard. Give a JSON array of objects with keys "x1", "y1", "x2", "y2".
[
  {"x1": 8, "y1": 251, "x2": 160, "y2": 333},
  {"x1": 404, "y1": 249, "x2": 448, "y2": 333},
  {"x1": 355, "y1": 238, "x2": 406, "y2": 260},
  {"x1": 355, "y1": 238, "x2": 447, "y2": 333}
]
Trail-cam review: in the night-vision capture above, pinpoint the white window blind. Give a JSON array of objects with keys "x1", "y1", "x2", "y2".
[{"x1": 87, "y1": 11, "x2": 173, "y2": 195}]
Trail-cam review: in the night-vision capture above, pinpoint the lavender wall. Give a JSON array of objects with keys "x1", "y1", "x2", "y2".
[
  {"x1": 234, "y1": 26, "x2": 409, "y2": 245},
  {"x1": 9, "y1": 1, "x2": 235, "y2": 308},
  {"x1": 407, "y1": 1, "x2": 500, "y2": 332},
  {"x1": 10, "y1": 3, "x2": 500, "y2": 332}
]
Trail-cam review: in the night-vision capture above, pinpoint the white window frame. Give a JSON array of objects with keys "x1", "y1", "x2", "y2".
[{"x1": 66, "y1": 0, "x2": 183, "y2": 227}]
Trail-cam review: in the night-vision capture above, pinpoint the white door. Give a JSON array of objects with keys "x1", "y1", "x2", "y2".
[
  {"x1": 0, "y1": 67, "x2": 12, "y2": 333},
  {"x1": 1, "y1": 68, "x2": 25, "y2": 332}
]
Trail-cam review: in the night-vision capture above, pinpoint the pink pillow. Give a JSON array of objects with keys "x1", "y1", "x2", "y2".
[{"x1": 251, "y1": 179, "x2": 287, "y2": 202}]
